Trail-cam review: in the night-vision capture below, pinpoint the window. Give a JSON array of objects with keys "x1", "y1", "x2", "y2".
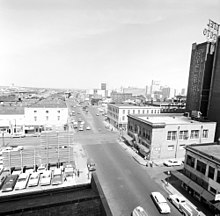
[
  {"x1": 34, "y1": 110, "x2": 37, "y2": 113},
  {"x1": 138, "y1": 110, "x2": 140, "y2": 114},
  {"x1": 157, "y1": 110, "x2": 160, "y2": 113},
  {"x1": 58, "y1": 116, "x2": 60, "y2": 121},
  {"x1": 196, "y1": 160, "x2": 206, "y2": 175},
  {"x1": 146, "y1": 110, "x2": 149, "y2": 114},
  {"x1": 57, "y1": 110, "x2": 60, "y2": 113},
  {"x1": 34, "y1": 116, "x2": 37, "y2": 121},
  {"x1": 122, "y1": 116, "x2": 125, "y2": 121},
  {"x1": 186, "y1": 155, "x2": 195, "y2": 168},
  {"x1": 142, "y1": 110, "x2": 145, "y2": 114},
  {"x1": 210, "y1": 187, "x2": 217, "y2": 194},
  {"x1": 133, "y1": 110, "x2": 135, "y2": 114},
  {"x1": 190, "y1": 130, "x2": 199, "y2": 139},
  {"x1": 123, "y1": 110, "x2": 125, "y2": 114},
  {"x1": 208, "y1": 166, "x2": 215, "y2": 180},
  {"x1": 128, "y1": 110, "x2": 130, "y2": 114},
  {"x1": 154, "y1": 110, "x2": 157, "y2": 113},
  {"x1": 217, "y1": 171, "x2": 220, "y2": 183},
  {"x1": 168, "y1": 145, "x2": 174, "y2": 150},
  {"x1": 179, "y1": 130, "x2": 188, "y2": 140},
  {"x1": 46, "y1": 116, "x2": 49, "y2": 121},
  {"x1": 167, "y1": 131, "x2": 177, "y2": 140},
  {"x1": 151, "y1": 110, "x2": 153, "y2": 114},
  {"x1": 46, "y1": 110, "x2": 49, "y2": 113},
  {"x1": 202, "y1": 129, "x2": 208, "y2": 138}
]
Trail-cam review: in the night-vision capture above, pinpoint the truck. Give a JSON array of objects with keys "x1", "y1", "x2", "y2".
[{"x1": 168, "y1": 194, "x2": 203, "y2": 216}]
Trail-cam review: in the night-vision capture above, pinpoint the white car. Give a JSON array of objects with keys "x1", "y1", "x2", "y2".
[
  {"x1": 28, "y1": 172, "x2": 40, "y2": 187},
  {"x1": 79, "y1": 127, "x2": 84, "y2": 131},
  {"x1": 15, "y1": 173, "x2": 30, "y2": 190},
  {"x1": 40, "y1": 170, "x2": 52, "y2": 186},
  {"x1": 132, "y1": 206, "x2": 149, "y2": 216},
  {"x1": 96, "y1": 113, "x2": 99, "y2": 116},
  {"x1": 86, "y1": 126, "x2": 91, "y2": 130},
  {"x1": 151, "y1": 192, "x2": 171, "y2": 214},
  {"x1": 37, "y1": 164, "x2": 47, "y2": 174},
  {"x1": 163, "y1": 159, "x2": 182, "y2": 167}
]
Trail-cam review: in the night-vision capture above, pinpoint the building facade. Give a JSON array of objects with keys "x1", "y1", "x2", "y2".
[
  {"x1": 173, "y1": 144, "x2": 220, "y2": 214},
  {"x1": 107, "y1": 104, "x2": 161, "y2": 130},
  {"x1": 24, "y1": 98, "x2": 68, "y2": 133},
  {"x1": 110, "y1": 92, "x2": 133, "y2": 103},
  {"x1": 127, "y1": 114, "x2": 216, "y2": 161}
]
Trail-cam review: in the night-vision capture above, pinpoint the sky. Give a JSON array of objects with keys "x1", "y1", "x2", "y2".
[{"x1": 0, "y1": 0, "x2": 220, "y2": 90}]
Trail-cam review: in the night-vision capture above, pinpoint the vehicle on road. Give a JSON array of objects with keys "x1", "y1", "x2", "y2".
[
  {"x1": 96, "y1": 113, "x2": 99, "y2": 116},
  {"x1": 87, "y1": 158, "x2": 96, "y2": 171},
  {"x1": 86, "y1": 126, "x2": 91, "y2": 130},
  {"x1": 28, "y1": 172, "x2": 40, "y2": 187},
  {"x1": 15, "y1": 173, "x2": 30, "y2": 190},
  {"x1": 51, "y1": 168, "x2": 63, "y2": 185},
  {"x1": 151, "y1": 192, "x2": 171, "y2": 214},
  {"x1": 40, "y1": 170, "x2": 52, "y2": 186},
  {"x1": 64, "y1": 167, "x2": 74, "y2": 182},
  {"x1": 2, "y1": 174, "x2": 19, "y2": 192},
  {"x1": 163, "y1": 159, "x2": 182, "y2": 167},
  {"x1": 132, "y1": 206, "x2": 149, "y2": 216},
  {"x1": 79, "y1": 126, "x2": 84, "y2": 131},
  {"x1": 168, "y1": 194, "x2": 202, "y2": 216}
]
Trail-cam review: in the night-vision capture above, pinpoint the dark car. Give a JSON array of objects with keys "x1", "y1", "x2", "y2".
[{"x1": 2, "y1": 175, "x2": 19, "y2": 192}]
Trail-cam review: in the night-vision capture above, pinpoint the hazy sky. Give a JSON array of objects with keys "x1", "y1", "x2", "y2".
[{"x1": 0, "y1": 0, "x2": 219, "y2": 90}]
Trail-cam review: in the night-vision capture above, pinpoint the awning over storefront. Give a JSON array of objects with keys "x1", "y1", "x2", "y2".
[
  {"x1": 172, "y1": 171, "x2": 191, "y2": 185},
  {"x1": 188, "y1": 180, "x2": 204, "y2": 194},
  {"x1": 137, "y1": 143, "x2": 150, "y2": 154},
  {"x1": 122, "y1": 134, "x2": 133, "y2": 146},
  {"x1": 201, "y1": 189, "x2": 214, "y2": 201}
]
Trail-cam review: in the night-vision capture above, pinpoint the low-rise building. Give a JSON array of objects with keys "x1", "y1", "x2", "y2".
[
  {"x1": 173, "y1": 144, "x2": 220, "y2": 214},
  {"x1": 24, "y1": 97, "x2": 68, "y2": 133},
  {"x1": 107, "y1": 104, "x2": 161, "y2": 129},
  {"x1": 127, "y1": 114, "x2": 216, "y2": 161}
]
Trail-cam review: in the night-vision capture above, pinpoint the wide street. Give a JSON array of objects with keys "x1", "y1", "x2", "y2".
[{"x1": 72, "y1": 104, "x2": 182, "y2": 216}]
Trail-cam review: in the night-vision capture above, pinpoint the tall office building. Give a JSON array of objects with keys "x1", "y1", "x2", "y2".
[
  {"x1": 101, "y1": 83, "x2": 107, "y2": 91},
  {"x1": 186, "y1": 41, "x2": 215, "y2": 116},
  {"x1": 207, "y1": 36, "x2": 220, "y2": 140}
]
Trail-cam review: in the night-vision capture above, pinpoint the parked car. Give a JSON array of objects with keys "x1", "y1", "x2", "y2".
[
  {"x1": 151, "y1": 192, "x2": 171, "y2": 214},
  {"x1": 51, "y1": 168, "x2": 63, "y2": 185},
  {"x1": 2, "y1": 174, "x2": 19, "y2": 192},
  {"x1": 12, "y1": 169, "x2": 22, "y2": 176},
  {"x1": 40, "y1": 170, "x2": 52, "y2": 186},
  {"x1": 28, "y1": 172, "x2": 40, "y2": 187},
  {"x1": 87, "y1": 158, "x2": 96, "y2": 171},
  {"x1": 96, "y1": 113, "x2": 99, "y2": 116},
  {"x1": 79, "y1": 126, "x2": 84, "y2": 131},
  {"x1": 0, "y1": 175, "x2": 7, "y2": 189},
  {"x1": 163, "y1": 159, "x2": 182, "y2": 167},
  {"x1": 132, "y1": 206, "x2": 149, "y2": 216},
  {"x1": 37, "y1": 164, "x2": 47, "y2": 174},
  {"x1": 15, "y1": 173, "x2": 30, "y2": 190},
  {"x1": 86, "y1": 126, "x2": 91, "y2": 130},
  {"x1": 64, "y1": 167, "x2": 74, "y2": 183}
]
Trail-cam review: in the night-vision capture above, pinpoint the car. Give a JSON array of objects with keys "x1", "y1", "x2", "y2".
[
  {"x1": 151, "y1": 192, "x2": 171, "y2": 214},
  {"x1": 132, "y1": 206, "x2": 149, "y2": 216},
  {"x1": 87, "y1": 158, "x2": 96, "y2": 171},
  {"x1": 1, "y1": 174, "x2": 19, "y2": 192},
  {"x1": 64, "y1": 167, "x2": 74, "y2": 183},
  {"x1": 96, "y1": 113, "x2": 99, "y2": 116},
  {"x1": 0, "y1": 175, "x2": 7, "y2": 189},
  {"x1": 163, "y1": 159, "x2": 182, "y2": 167},
  {"x1": 40, "y1": 170, "x2": 52, "y2": 186},
  {"x1": 51, "y1": 168, "x2": 63, "y2": 185},
  {"x1": 37, "y1": 164, "x2": 47, "y2": 174},
  {"x1": 12, "y1": 169, "x2": 22, "y2": 176},
  {"x1": 15, "y1": 173, "x2": 30, "y2": 190},
  {"x1": 86, "y1": 126, "x2": 91, "y2": 130},
  {"x1": 12, "y1": 133, "x2": 25, "y2": 138},
  {"x1": 79, "y1": 126, "x2": 84, "y2": 131},
  {"x1": 28, "y1": 172, "x2": 40, "y2": 187}
]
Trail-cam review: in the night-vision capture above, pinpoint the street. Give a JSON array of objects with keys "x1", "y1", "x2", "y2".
[{"x1": 73, "y1": 104, "x2": 182, "y2": 216}]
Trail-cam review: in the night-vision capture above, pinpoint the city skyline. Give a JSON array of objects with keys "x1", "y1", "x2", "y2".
[{"x1": 0, "y1": 0, "x2": 219, "y2": 90}]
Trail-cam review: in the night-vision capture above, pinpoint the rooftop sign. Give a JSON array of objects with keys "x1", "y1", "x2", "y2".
[{"x1": 203, "y1": 19, "x2": 220, "y2": 43}]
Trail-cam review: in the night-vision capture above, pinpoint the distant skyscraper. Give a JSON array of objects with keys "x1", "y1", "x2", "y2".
[
  {"x1": 101, "y1": 83, "x2": 107, "y2": 91},
  {"x1": 186, "y1": 41, "x2": 215, "y2": 116},
  {"x1": 150, "y1": 80, "x2": 160, "y2": 95}
]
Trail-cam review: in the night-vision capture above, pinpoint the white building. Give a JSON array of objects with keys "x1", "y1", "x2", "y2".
[
  {"x1": 107, "y1": 104, "x2": 161, "y2": 130},
  {"x1": 24, "y1": 98, "x2": 68, "y2": 133}
]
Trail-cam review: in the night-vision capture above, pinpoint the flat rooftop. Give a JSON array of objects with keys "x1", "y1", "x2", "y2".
[
  {"x1": 130, "y1": 114, "x2": 215, "y2": 125},
  {"x1": 30, "y1": 97, "x2": 67, "y2": 108},
  {"x1": 108, "y1": 104, "x2": 158, "y2": 109},
  {"x1": 188, "y1": 144, "x2": 220, "y2": 161}
]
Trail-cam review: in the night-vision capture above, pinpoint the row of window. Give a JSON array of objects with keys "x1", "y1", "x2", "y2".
[
  {"x1": 122, "y1": 109, "x2": 160, "y2": 115},
  {"x1": 34, "y1": 110, "x2": 61, "y2": 113},
  {"x1": 167, "y1": 129, "x2": 208, "y2": 140},
  {"x1": 186, "y1": 155, "x2": 220, "y2": 183},
  {"x1": 34, "y1": 116, "x2": 60, "y2": 121}
]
